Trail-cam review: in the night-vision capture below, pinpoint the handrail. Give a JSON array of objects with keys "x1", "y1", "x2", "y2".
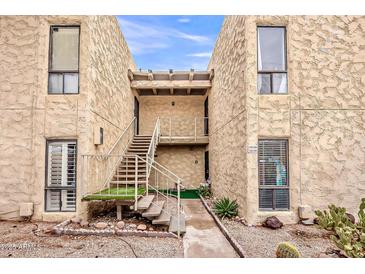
[
  {"x1": 107, "y1": 117, "x2": 136, "y2": 156},
  {"x1": 146, "y1": 118, "x2": 160, "y2": 192},
  {"x1": 103, "y1": 116, "x2": 137, "y2": 188},
  {"x1": 159, "y1": 116, "x2": 208, "y2": 141}
]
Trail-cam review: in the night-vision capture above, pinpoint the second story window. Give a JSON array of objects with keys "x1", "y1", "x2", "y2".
[
  {"x1": 48, "y1": 26, "x2": 80, "y2": 94},
  {"x1": 257, "y1": 27, "x2": 287, "y2": 94}
]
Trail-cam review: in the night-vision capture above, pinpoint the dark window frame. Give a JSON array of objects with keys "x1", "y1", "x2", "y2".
[
  {"x1": 258, "y1": 138, "x2": 290, "y2": 211},
  {"x1": 48, "y1": 25, "x2": 81, "y2": 95},
  {"x1": 257, "y1": 26, "x2": 288, "y2": 94},
  {"x1": 45, "y1": 139, "x2": 77, "y2": 212}
]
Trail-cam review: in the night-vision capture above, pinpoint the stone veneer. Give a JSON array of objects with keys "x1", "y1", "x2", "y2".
[
  {"x1": 0, "y1": 16, "x2": 136, "y2": 221},
  {"x1": 209, "y1": 16, "x2": 365, "y2": 224}
]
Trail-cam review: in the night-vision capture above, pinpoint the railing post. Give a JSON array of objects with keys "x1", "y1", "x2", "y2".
[
  {"x1": 80, "y1": 156, "x2": 84, "y2": 198},
  {"x1": 134, "y1": 155, "x2": 138, "y2": 211},
  {"x1": 146, "y1": 153, "x2": 149, "y2": 194},
  {"x1": 177, "y1": 178, "x2": 181, "y2": 238}
]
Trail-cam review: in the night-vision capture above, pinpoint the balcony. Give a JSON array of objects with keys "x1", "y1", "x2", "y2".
[{"x1": 159, "y1": 117, "x2": 208, "y2": 145}]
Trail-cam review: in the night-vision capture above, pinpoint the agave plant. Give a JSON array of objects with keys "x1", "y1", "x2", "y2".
[{"x1": 213, "y1": 197, "x2": 239, "y2": 219}]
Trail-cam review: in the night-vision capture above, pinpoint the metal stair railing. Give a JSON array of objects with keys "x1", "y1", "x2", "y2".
[
  {"x1": 136, "y1": 154, "x2": 183, "y2": 237},
  {"x1": 146, "y1": 118, "x2": 160, "y2": 193},
  {"x1": 80, "y1": 116, "x2": 137, "y2": 198}
]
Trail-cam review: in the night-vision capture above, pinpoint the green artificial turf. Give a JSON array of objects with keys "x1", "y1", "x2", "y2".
[
  {"x1": 82, "y1": 187, "x2": 145, "y2": 201},
  {"x1": 158, "y1": 189, "x2": 200, "y2": 199}
]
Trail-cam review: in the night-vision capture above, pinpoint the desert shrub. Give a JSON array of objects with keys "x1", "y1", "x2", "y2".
[
  {"x1": 315, "y1": 199, "x2": 365, "y2": 258},
  {"x1": 276, "y1": 242, "x2": 301, "y2": 258},
  {"x1": 197, "y1": 185, "x2": 211, "y2": 198},
  {"x1": 213, "y1": 197, "x2": 238, "y2": 219}
]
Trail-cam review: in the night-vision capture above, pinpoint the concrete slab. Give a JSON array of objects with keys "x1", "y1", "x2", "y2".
[{"x1": 182, "y1": 199, "x2": 239, "y2": 258}]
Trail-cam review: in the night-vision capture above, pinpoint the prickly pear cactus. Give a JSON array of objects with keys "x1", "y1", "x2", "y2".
[{"x1": 276, "y1": 242, "x2": 301, "y2": 258}]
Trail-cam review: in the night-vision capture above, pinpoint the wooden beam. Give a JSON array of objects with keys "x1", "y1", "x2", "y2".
[
  {"x1": 187, "y1": 88, "x2": 191, "y2": 95},
  {"x1": 148, "y1": 72, "x2": 154, "y2": 81},
  {"x1": 170, "y1": 88, "x2": 174, "y2": 95},
  {"x1": 152, "y1": 88, "x2": 157, "y2": 95},
  {"x1": 209, "y1": 69, "x2": 214, "y2": 80},
  {"x1": 131, "y1": 80, "x2": 211, "y2": 90},
  {"x1": 189, "y1": 71, "x2": 194, "y2": 81}
]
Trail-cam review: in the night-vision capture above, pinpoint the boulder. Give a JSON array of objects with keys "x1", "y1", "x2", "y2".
[
  {"x1": 116, "y1": 221, "x2": 125, "y2": 229},
  {"x1": 43, "y1": 226, "x2": 54, "y2": 234},
  {"x1": 137, "y1": 224, "x2": 147, "y2": 231},
  {"x1": 262, "y1": 216, "x2": 283, "y2": 229},
  {"x1": 71, "y1": 217, "x2": 82, "y2": 224},
  {"x1": 346, "y1": 213, "x2": 355, "y2": 224},
  {"x1": 80, "y1": 221, "x2": 89, "y2": 228},
  {"x1": 148, "y1": 227, "x2": 154, "y2": 231},
  {"x1": 95, "y1": 222, "x2": 108, "y2": 229},
  {"x1": 128, "y1": 224, "x2": 137, "y2": 229}
]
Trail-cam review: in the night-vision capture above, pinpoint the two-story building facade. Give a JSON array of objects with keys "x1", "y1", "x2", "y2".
[{"x1": 0, "y1": 15, "x2": 364, "y2": 225}]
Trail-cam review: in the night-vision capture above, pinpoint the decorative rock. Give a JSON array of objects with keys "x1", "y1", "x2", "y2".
[
  {"x1": 116, "y1": 221, "x2": 125, "y2": 229},
  {"x1": 262, "y1": 216, "x2": 283, "y2": 229},
  {"x1": 301, "y1": 219, "x2": 315, "y2": 226},
  {"x1": 148, "y1": 227, "x2": 154, "y2": 231},
  {"x1": 346, "y1": 213, "x2": 355, "y2": 224},
  {"x1": 71, "y1": 217, "x2": 82, "y2": 224},
  {"x1": 95, "y1": 222, "x2": 108, "y2": 229},
  {"x1": 128, "y1": 224, "x2": 137, "y2": 229},
  {"x1": 80, "y1": 221, "x2": 89, "y2": 228},
  {"x1": 44, "y1": 226, "x2": 54, "y2": 234},
  {"x1": 137, "y1": 224, "x2": 147, "y2": 231}
]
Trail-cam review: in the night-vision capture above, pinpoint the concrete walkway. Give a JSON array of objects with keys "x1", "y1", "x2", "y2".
[{"x1": 182, "y1": 199, "x2": 239, "y2": 258}]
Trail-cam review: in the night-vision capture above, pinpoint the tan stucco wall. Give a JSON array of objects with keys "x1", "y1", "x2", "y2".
[
  {"x1": 0, "y1": 16, "x2": 136, "y2": 221},
  {"x1": 139, "y1": 96, "x2": 205, "y2": 136},
  {"x1": 207, "y1": 16, "x2": 248, "y2": 218},
  {"x1": 149, "y1": 146, "x2": 205, "y2": 189},
  {"x1": 210, "y1": 16, "x2": 365, "y2": 224}
]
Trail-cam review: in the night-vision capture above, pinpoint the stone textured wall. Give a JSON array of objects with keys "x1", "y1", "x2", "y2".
[
  {"x1": 0, "y1": 16, "x2": 136, "y2": 221},
  {"x1": 149, "y1": 146, "x2": 206, "y2": 189},
  {"x1": 211, "y1": 16, "x2": 365, "y2": 224},
  {"x1": 139, "y1": 96, "x2": 205, "y2": 136},
  {"x1": 207, "y1": 16, "x2": 248, "y2": 217}
]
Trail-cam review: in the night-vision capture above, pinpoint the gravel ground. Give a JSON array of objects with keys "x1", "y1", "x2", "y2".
[
  {"x1": 0, "y1": 221, "x2": 183, "y2": 258},
  {"x1": 222, "y1": 219, "x2": 337, "y2": 258}
]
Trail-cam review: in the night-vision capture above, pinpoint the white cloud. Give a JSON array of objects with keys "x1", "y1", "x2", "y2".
[
  {"x1": 177, "y1": 18, "x2": 191, "y2": 23},
  {"x1": 187, "y1": 52, "x2": 212, "y2": 58},
  {"x1": 118, "y1": 17, "x2": 210, "y2": 55}
]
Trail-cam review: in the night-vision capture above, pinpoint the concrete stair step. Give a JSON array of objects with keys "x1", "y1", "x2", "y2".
[
  {"x1": 113, "y1": 174, "x2": 147, "y2": 179},
  {"x1": 136, "y1": 195, "x2": 155, "y2": 210},
  {"x1": 152, "y1": 210, "x2": 171, "y2": 225},
  {"x1": 110, "y1": 181, "x2": 146, "y2": 185},
  {"x1": 169, "y1": 214, "x2": 186, "y2": 234},
  {"x1": 142, "y1": 200, "x2": 165, "y2": 218}
]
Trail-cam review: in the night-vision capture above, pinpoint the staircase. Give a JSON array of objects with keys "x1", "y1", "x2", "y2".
[
  {"x1": 81, "y1": 117, "x2": 185, "y2": 236},
  {"x1": 110, "y1": 132, "x2": 186, "y2": 234},
  {"x1": 111, "y1": 135, "x2": 151, "y2": 186}
]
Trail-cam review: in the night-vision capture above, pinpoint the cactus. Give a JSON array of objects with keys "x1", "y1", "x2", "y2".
[
  {"x1": 314, "y1": 204, "x2": 354, "y2": 231},
  {"x1": 332, "y1": 226, "x2": 365, "y2": 258},
  {"x1": 276, "y1": 242, "x2": 301, "y2": 258},
  {"x1": 358, "y1": 198, "x2": 365, "y2": 231}
]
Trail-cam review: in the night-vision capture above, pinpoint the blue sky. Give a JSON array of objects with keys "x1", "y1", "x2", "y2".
[{"x1": 117, "y1": 16, "x2": 224, "y2": 71}]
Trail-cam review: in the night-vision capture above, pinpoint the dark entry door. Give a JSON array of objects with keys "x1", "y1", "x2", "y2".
[
  {"x1": 204, "y1": 97, "x2": 208, "y2": 135},
  {"x1": 204, "y1": 150, "x2": 209, "y2": 180},
  {"x1": 134, "y1": 97, "x2": 139, "y2": 135}
]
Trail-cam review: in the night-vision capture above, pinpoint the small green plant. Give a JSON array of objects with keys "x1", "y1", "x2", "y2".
[
  {"x1": 213, "y1": 197, "x2": 239, "y2": 219},
  {"x1": 276, "y1": 242, "x2": 301, "y2": 258},
  {"x1": 357, "y1": 198, "x2": 365, "y2": 231},
  {"x1": 197, "y1": 185, "x2": 211, "y2": 198}
]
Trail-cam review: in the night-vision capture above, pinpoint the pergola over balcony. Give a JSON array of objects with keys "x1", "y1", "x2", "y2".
[{"x1": 128, "y1": 69, "x2": 214, "y2": 96}]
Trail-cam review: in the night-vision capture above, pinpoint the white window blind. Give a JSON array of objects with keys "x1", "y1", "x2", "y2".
[
  {"x1": 46, "y1": 141, "x2": 76, "y2": 212},
  {"x1": 258, "y1": 139, "x2": 289, "y2": 210}
]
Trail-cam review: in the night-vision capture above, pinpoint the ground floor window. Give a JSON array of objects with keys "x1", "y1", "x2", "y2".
[
  {"x1": 258, "y1": 139, "x2": 289, "y2": 210},
  {"x1": 45, "y1": 140, "x2": 77, "y2": 212}
]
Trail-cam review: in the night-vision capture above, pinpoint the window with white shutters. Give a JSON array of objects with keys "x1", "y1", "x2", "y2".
[
  {"x1": 45, "y1": 140, "x2": 77, "y2": 212},
  {"x1": 258, "y1": 139, "x2": 289, "y2": 210}
]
